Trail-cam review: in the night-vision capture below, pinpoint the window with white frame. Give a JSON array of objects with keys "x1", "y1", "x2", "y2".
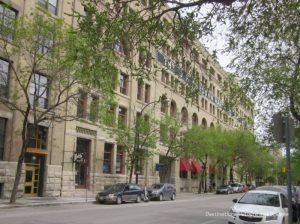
[
  {"x1": 29, "y1": 73, "x2": 48, "y2": 109},
  {"x1": 0, "y1": 59, "x2": 9, "y2": 98},
  {"x1": 119, "y1": 73, "x2": 128, "y2": 95},
  {"x1": 38, "y1": 0, "x2": 58, "y2": 15},
  {"x1": 0, "y1": 3, "x2": 17, "y2": 41}
]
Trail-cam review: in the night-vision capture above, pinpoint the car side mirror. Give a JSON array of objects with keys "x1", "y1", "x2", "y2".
[{"x1": 232, "y1": 199, "x2": 238, "y2": 203}]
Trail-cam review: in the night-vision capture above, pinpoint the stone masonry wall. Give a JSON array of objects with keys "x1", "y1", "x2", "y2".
[
  {"x1": 44, "y1": 165, "x2": 62, "y2": 197},
  {"x1": 0, "y1": 161, "x2": 24, "y2": 199}
]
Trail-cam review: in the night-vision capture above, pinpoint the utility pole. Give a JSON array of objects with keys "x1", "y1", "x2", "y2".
[
  {"x1": 273, "y1": 113, "x2": 294, "y2": 224},
  {"x1": 283, "y1": 117, "x2": 293, "y2": 224}
]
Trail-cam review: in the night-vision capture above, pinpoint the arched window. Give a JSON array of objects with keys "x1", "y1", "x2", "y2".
[
  {"x1": 210, "y1": 122, "x2": 214, "y2": 128},
  {"x1": 160, "y1": 95, "x2": 168, "y2": 113},
  {"x1": 170, "y1": 100, "x2": 177, "y2": 117},
  {"x1": 201, "y1": 118, "x2": 207, "y2": 127},
  {"x1": 192, "y1": 113, "x2": 198, "y2": 126},
  {"x1": 181, "y1": 107, "x2": 188, "y2": 125}
]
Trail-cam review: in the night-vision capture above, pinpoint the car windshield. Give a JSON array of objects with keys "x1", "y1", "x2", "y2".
[
  {"x1": 219, "y1": 185, "x2": 228, "y2": 188},
  {"x1": 231, "y1": 184, "x2": 239, "y2": 187},
  {"x1": 107, "y1": 184, "x2": 125, "y2": 192},
  {"x1": 152, "y1": 184, "x2": 164, "y2": 189},
  {"x1": 238, "y1": 193, "x2": 280, "y2": 207}
]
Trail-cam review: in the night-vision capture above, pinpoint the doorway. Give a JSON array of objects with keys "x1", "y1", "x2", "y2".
[
  {"x1": 24, "y1": 155, "x2": 41, "y2": 196},
  {"x1": 75, "y1": 138, "x2": 90, "y2": 188}
]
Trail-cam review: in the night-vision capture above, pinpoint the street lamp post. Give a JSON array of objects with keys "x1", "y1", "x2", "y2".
[{"x1": 134, "y1": 95, "x2": 168, "y2": 185}]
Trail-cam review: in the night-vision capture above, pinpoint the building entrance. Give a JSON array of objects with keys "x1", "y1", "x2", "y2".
[
  {"x1": 75, "y1": 138, "x2": 90, "y2": 188},
  {"x1": 24, "y1": 155, "x2": 41, "y2": 196}
]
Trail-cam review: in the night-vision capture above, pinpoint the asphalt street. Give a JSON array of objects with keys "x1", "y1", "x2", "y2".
[{"x1": 0, "y1": 193, "x2": 241, "y2": 224}]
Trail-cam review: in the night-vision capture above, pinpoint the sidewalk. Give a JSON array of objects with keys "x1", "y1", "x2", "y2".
[
  {"x1": 0, "y1": 192, "x2": 213, "y2": 209},
  {"x1": 0, "y1": 196, "x2": 96, "y2": 209}
]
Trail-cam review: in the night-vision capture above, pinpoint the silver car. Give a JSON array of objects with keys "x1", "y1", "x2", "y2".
[
  {"x1": 216, "y1": 184, "x2": 234, "y2": 194},
  {"x1": 147, "y1": 183, "x2": 176, "y2": 201},
  {"x1": 231, "y1": 183, "x2": 243, "y2": 193}
]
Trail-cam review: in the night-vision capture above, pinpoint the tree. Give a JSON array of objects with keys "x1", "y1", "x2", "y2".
[
  {"x1": 159, "y1": 115, "x2": 183, "y2": 183},
  {"x1": 109, "y1": 105, "x2": 161, "y2": 184},
  {"x1": 0, "y1": 12, "x2": 116, "y2": 203},
  {"x1": 209, "y1": 126, "x2": 234, "y2": 184},
  {"x1": 182, "y1": 125, "x2": 216, "y2": 193}
]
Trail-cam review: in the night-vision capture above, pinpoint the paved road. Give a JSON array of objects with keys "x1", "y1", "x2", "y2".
[{"x1": 0, "y1": 193, "x2": 242, "y2": 224}]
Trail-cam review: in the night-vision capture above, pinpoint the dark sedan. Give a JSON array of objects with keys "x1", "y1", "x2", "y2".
[
  {"x1": 216, "y1": 184, "x2": 234, "y2": 194},
  {"x1": 147, "y1": 183, "x2": 176, "y2": 201},
  {"x1": 96, "y1": 183, "x2": 144, "y2": 204}
]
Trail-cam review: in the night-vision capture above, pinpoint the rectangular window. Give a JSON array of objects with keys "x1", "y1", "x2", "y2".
[
  {"x1": 179, "y1": 171, "x2": 188, "y2": 179},
  {"x1": 113, "y1": 39, "x2": 126, "y2": 55},
  {"x1": 119, "y1": 73, "x2": 128, "y2": 95},
  {"x1": 36, "y1": 29, "x2": 54, "y2": 55},
  {"x1": 116, "y1": 145, "x2": 124, "y2": 174},
  {"x1": 27, "y1": 124, "x2": 48, "y2": 150},
  {"x1": 118, "y1": 106, "x2": 127, "y2": 129},
  {"x1": 103, "y1": 143, "x2": 113, "y2": 174},
  {"x1": 159, "y1": 123, "x2": 167, "y2": 142},
  {"x1": 0, "y1": 3, "x2": 17, "y2": 41},
  {"x1": 0, "y1": 58, "x2": 9, "y2": 98},
  {"x1": 136, "y1": 159, "x2": 144, "y2": 175},
  {"x1": 144, "y1": 84, "x2": 150, "y2": 103},
  {"x1": 0, "y1": 118, "x2": 6, "y2": 160},
  {"x1": 137, "y1": 79, "x2": 143, "y2": 101},
  {"x1": 38, "y1": 0, "x2": 58, "y2": 15},
  {"x1": 191, "y1": 172, "x2": 199, "y2": 179},
  {"x1": 77, "y1": 91, "x2": 88, "y2": 119},
  {"x1": 29, "y1": 73, "x2": 48, "y2": 109},
  {"x1": 89, "y1": 95, "x2": 99, "y2": 122},
  {"x1": 171, "y1": 76, "x2": 174, "y2": 88}
]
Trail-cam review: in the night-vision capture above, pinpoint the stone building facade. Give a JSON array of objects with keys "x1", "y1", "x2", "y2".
[{"x1": 0, "y1": 0, "x2": 254, "y2": 198}]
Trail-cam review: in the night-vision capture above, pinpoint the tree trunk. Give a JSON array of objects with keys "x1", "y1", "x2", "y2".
[
  {"x1": 203, "y1": 154, "x2": 208, "y2": 193},
  {"x1": 204, "y1": 166, "x2": 207, "y2": 193},
  {"x1": 10, "y1": 112, "x2": 29, "y2": 204},
  {"x1": 9, "y1": 148, "x2": 26, "y2": 204},
  {"x1": 198, "y1": 172, "x2": 204, "y2": 194},
  {"x1": 129, "y1": 160, "x2": 134, "y2": 184},
  {"x1": 222, "y1": 164, "x2": 227, "y2": 184},
  {"x1": 230, "y1": 165, "x2": 234, "y2": 183}
]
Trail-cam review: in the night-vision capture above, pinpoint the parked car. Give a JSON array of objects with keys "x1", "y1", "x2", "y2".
[
  {"x1": 242, "y1": 184, "x2": 249, "y2": 192},
  {"x1": 231, "y1": 183, "x2": 243, "y2": 193},
  {"x1": 228, "y1": 190, "x2": 289, "y2": 224},
  {"x1": 216, "y1": 184, "x2": 234, "y2": 194},
  {"x1": 147, "y1": 183, "x2": 176, "y2": 201},
  {"x1": 96, "y1": 183, "x2": 144, "y2": 204}
]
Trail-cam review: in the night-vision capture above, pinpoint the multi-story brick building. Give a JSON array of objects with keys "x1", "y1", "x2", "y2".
[{"x1": 0, "y1": 0, "x2": 254, "y2": 198}]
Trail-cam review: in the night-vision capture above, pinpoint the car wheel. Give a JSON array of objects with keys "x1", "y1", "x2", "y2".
[
  {"x1": 171, "y1": 193, "x2": 176, "y2": 200},
  {"x1": 116, "y1": 196, "x2": 122, "y2": 205},
  {"x1": 159, "y1": 194, "x2": 163, "y2": 201},
  {"x1": 136, "y1": 195, "x2": 141, "y2": 203}
]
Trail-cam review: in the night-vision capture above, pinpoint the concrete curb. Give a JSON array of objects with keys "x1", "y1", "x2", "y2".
[{"x1": 0, "y1": 199, "x2": 96, "y2": 209}]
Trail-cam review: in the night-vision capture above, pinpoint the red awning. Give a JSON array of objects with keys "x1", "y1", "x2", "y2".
[
  {"x1": 179, "y1": 159, "x2": 190, "y2": 171},
  {"x1": 191, "y1": 160, "x2": 203, "y2": 173}
]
